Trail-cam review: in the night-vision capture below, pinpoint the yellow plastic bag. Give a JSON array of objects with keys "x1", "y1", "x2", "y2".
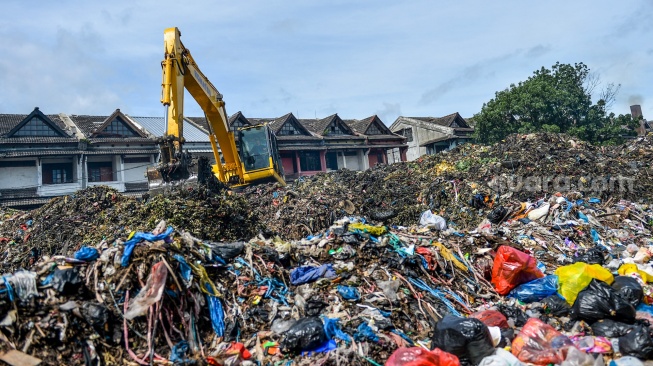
[
  {"x1": 554, "y1": 262, "x2": 614, "y2": 305},
  {"x1": 348, "y1": 223, "x2": 387, "y2": 236},
  {"x1": 618, "y1": 263, "x2": 652, "y2": 283}
]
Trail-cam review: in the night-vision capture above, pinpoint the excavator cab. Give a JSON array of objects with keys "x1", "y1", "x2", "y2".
[{"x1": 238, "y1": 124, "x2": 285, "y2": 185}]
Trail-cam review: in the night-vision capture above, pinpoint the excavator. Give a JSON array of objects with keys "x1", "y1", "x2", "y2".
[{"x1": 146, "y1": 27, "x2": 286, "y2": 190}]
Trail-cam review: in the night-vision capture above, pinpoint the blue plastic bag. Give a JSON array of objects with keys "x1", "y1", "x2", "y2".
[
  {"x1": 170, "y1": 340, "x2": 190, "y2": 363},
  {"x1": 354, "y1": 323, "x2": 379, "y2": 342},
  {"x1": 290, "y1": 264, "x2": 336, "y2": 285},
  {"x1": 337, "y1": 285, "x2": 360, "y2": 301},
  {"x1": 589, "y1": 198, "x2": 601, "y2": 204},
  {"x1": 121, "y1": 227, "x2": 174, "y2": 267},
  {"x1": 74, "y1": 246, "x2": 99, "y2": 261},
  {"x1": 206, "y1": 283, "x2": 225, "y2": 337},
  {"x1": 577, "y1": 211, "x2": 589, "y2": 223},
  {"x1": 173, "y1": 254, "x2": 192, "y2": 287},
  {"x1": 508, "y1": 275, "x2": 558, "y2": 303},
  {"x1": 322, "y1": 317, "x2": 351, "y2": 343}
]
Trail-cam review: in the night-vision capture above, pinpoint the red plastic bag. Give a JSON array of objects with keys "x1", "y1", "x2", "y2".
[
  {"x1": 470, "y1": 310, "x2": 509, "y2": 329},
  {"x1": 492, "y1": 246, "x2": 544, "y2": 295},
  {"x1": 385, "y1": 347, "x2": 460, "y2": 366},
  {"x1": 512, "y1": 318, "x2": 573, "y2": 365}
]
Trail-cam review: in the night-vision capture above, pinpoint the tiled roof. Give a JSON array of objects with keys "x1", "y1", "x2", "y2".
[
  {"x1": 405, "y1": 112, "x2": 471, "y2": 129},
  {"x1": 299, "y1": 114, "x2": 359, "y2": 138},
  {"x1": 0, "y1": 137, "x2": 77, "y2": 144},
  {"x1": 345, "y1": 116, "x2": 374, "y2": 135},
  {"x1": 0, "y1": 149, "x2": 158, "y2": 158}
]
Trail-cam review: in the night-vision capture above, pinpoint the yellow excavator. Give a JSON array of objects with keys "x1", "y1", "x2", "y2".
[{"x1": 147, "y1": 27, "x2": 285, "y2": 190}]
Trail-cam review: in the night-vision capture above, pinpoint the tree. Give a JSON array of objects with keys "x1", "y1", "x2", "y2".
[{"x1": 473, "y1": 62, "x2": 638, "y2": 145}]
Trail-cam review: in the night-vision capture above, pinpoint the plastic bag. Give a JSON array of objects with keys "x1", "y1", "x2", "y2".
[
  {"x1": 419, "y1": 210, "x2": 447, "y2": 230},
  {"x1": 431, "y1": 315, "x2": 495, "y2": 366},
  {"x1": 542, "y1": 295, "x2": 571, "y2": 316},
  {"x1": 74, "y1": 246, "x2": 99, "y2": 261},
  {"x1": 508, "y1": 275, "x2": 558, "y2": 303},
  {"x1": 571, "y1": 336, "x2": 612, "y2": 354},
  {"x1": 618, "y1": 263, "x2": 652, "y2": 283},
  {"x1": 121, "y1": 226, "x2": 174, "y2": 267},
  {"x1": 322, "y1": 317, "x2": 351, "y2": 343},
  {"x1": 51, "y1": 268, "x2": 83, "y2": 295},
  {"x1": 290, "y1": 264, "x2": 336, "y2": 285},
  {"x1": 280, "y1": 317, "x2": 327, "y2": 353},
  {"x1": 386, "y1": 347, "x2": 460, "y2": 366},
  {"x1": 207, "y1": 241, "x2": 245, "y2": 260},
  {"x1": 354, "y1": 322, "x2": 379, "y2": 342},
  {"x1": 561, "y1": 347, "x2": 604, "y2": 366},
  {"x1": 590, "y1": 319, "x2": 635, "y2": 338},
  {"x1": 618, "y1": 325, "x2": 653, "y2": 359},
  {"x1": 271, "y1": 319, "x2": 297, "y2": 335},
  {"x1": 478, "y1": 348, "x2": 521, "y2": 366},
  {"x1": 470, "y1": 310, "x2": 509, "y2": 329},
  {"x1": 7, "y1": 271, "x2": 38, "y2": 301},
  {"x1": 609, "y1": 357, "x2": 644, "y2": 366},
  {"x1": 612, "y1": 276, "x2": 643, "y2": 307},
  {"x1": 497, "y1": 304, "x2": 529, "y2": 327},
  {"x1": 81, "y1": 302, "x2": 109, "y2": 330},
  {"x1": 377, "y1": 280, "x2": 401, "y2": 302},
  {"x1": 170, "y1": 341, "x2": 191, "y2": 364},
  {"x1": 124, "y1": 262, "x2": 168, "y2": 320},
  {"x1": 511, "y1": 318, "x2": 573, "y2": 365},
  {"x1": 573, "y1": 247, "x2": 604, "y2": 265},
  {"x1": 570, "y1": 279, "x2": 636, "y2": 323},
  {"x1": 487, "y1": 206, "x2": 508, "y2": 224},
  {"x1": 492, "y1": 246, "x2": 544, "y2": 295},
  {"x1": 555, "y1": 262, "x2": 614, "y2": 305},
  {"x1": 337, "y1": 285, "x2": 360, "y2": 301}
]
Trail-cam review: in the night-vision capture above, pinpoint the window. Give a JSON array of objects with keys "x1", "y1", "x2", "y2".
[
  {"x1": 100, "y1": 118, "x2": 139, "y2": 137},
  {"x1": 399, "y1": 128, "x2": 413, "y2": 142},
  {"x1": 366, "y1": 123, "x2": 384, "y2": 135},
  {"x1": 13, "y1": 117, "x2": 62, "y2": 137},
  {"x1": 299, "y1": 151, "x2": 322, "y2": 171},
  {"x1": 43, "y1": 163, "x2": 73, "y2": 184},
  {"x1": 88, "y1": 162, "x2": 114, "y2": 182},
  {"x1": 325, "y1": 122, "x2": 347, "y2": 136},
  {"x1": 325, "y1": 152, "x2": 338, "y2": 170},
  {"x1": 124, "y1": 156, "x2": 151, "y2": 164},
  {"x1": 231, "y1": 119, "x2": 245, "y2": 132},
  {"x1": 451, "y1": 120, "x2": 460, "y2": 128},
  {"x1": 277, "y1": 122, "x2": 300, "y2": 136}
]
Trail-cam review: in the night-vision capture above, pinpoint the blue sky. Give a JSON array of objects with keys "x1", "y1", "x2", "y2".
[{"x1": 1, "y1": 0, "x2": 651, "y2": 125}]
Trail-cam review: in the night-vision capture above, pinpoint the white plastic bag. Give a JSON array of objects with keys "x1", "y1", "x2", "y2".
[
  {"x1": 478, "y1": 348, "x2": 523, "y2": 366},
  {"x1": 124, "y1": 262, "x2": 168, "y2": 319},
  {"x1": 419, "y1": 210, "x2": 447, "y2": 230}
]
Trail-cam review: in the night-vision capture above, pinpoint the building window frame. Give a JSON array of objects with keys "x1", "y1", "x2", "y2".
[
  {"x1": 42, "y1": 163, "x2": 73, "y2": 185},
  {"x1": 299, "y1": 151, "x2": 322, "y2": 171}
]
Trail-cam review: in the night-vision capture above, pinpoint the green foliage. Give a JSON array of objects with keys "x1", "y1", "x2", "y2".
[{"x1": 473, "y1": 62, "x2": 638, "y2": 145}]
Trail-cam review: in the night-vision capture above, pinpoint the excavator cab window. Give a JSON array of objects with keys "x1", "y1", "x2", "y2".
[{"x1": 239, "y1": 126, "x2": 271, "y2": 171}]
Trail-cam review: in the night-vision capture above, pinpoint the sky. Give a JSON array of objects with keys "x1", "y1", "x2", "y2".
[{"x1": 0, "y1": 0, "x2": 651, "y2": 126}]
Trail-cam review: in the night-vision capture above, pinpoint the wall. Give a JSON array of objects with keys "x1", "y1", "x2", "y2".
[
  {"x1": 281, "y1": 155, "x2": 296, "y2": 174},
  {"x1": 344, "y1": 153, "x2": 361, "y2": 170},
  {"x1": 391, "y1": 120, "x2": 449, "y2": 161},
  {"x1": 124, "y1": 162, "x2": 149, "y2": 185},
  {"x1": 0, "y1": 165, "x2": 38, "y2": 189}
]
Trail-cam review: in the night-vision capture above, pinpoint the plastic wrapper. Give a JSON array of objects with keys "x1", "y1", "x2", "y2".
[
  {"x1": 508, "y1": 275, "x2": 558, "y2": 303},
  {"x1": 492, "y1": 246, "x2": 544, "y2": 295},
  {"x1": 542, "y1": 295, "x2": 571, "y2": 316},
  {"x1": 612, "y1": 276, "x2": 643, "y2": 307},
  {"x1": 590, "y1": 319, "x2": 635, "y2": 338},
  {"x1": 618, "y1": 325, "x2": 653, "y2": 359},
  {"x1": 280, "y1": 317, "x2": 327, "y2": 353},
  {"x1": 386, "y1": 347, "x2": 460, "y2": 366},
  {"x1": 555, "y1": 262, "x2": 614, "y2": 305},
  {"x1": 290, "y1": 264, "x2": 336, "y2": 285},
  {"x1": 570, "y1": 335, "x2": 611, "y2": 354},
  {"x1": 570, "y1": 279, "x2": 636, "y2": 323},
  {"x1": 512, "y1": 318, "x2": 573, "y2": 365},
  {"x1": 561, "y1": 347, "x2": 604, "y2": 366},
  {"x1": 124, "y1": 262, "x2": 168, "y2": 320},
  {"x1": 469, "y1": 310, "x2": 509, "y2": 329},
  {"x1": 431, "y1": 315, "x2": 495, "y2": 366}
]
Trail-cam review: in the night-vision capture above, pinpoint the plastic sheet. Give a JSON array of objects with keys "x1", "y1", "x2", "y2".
[
  {"x1": 290, "y1": 264, "x2": 336, "y2": 285},
  {"x1": 73, "y1": 246, "x2": 99, "y2": 261},
  {"x1": 51, "y1": 267, "x2": 83, "y2": 295},
  {"x1": 206, "y1": 241, "x2": 245, "y2": 260},
  {"x1": 555, "y1": 262, "x2": 614, "y2": 305},
  {"x1": 124, "y1": 262, "x2": 168, "y2": 320},
  {"x1": 508, "y1": 275, "x2": 558, "y2": 303},
  {"x1": 492, "y1": 245, "x2": 544, "y2": 295},
  {"x1": 121, "y1": 226, "x2": 174, "y2": 267},
  {"x1": 431, "y1": 315, "x2": 495, "y2": 366},
  {"x1": 570, "y1": 279, "x2": 636, "y2": 323},
  {"x1": 386, "y1": 347, "x2": 460, "y2": 366},
  {"x1": 511, "y1": 318, "x2": 573, "y2": 365}
]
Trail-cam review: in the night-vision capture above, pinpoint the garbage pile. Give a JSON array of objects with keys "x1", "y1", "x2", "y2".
[
  {"x1": 245, "y1": 133, "x2": 653, "y2": 238},
  {"x1": 0, "y1": 133, "x2": 649, "y2": 365}
]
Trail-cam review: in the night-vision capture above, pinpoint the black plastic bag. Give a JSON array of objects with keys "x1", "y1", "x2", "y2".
[
  {"x1": 210, "y1": 241, "x2": 245, "y2": 260},
  {"x1": 280, "y1": 317, "x2": 327, "y2": 353},
  {"x1": 573, "y1": 247, "x2": 604, "y2": 265},
  {"x1": 619, "y1": 326, "x2": 653, "y2": 359},
  {"x1": 305, "y1": 298, "x2": 327, "y2": 317},
  {"x1": 570, "y1": 279, "x2": 636, "y2": 323},
  {"x1": 223, "y1": 319, "x2": 240, "y2": 342},
  {"x1": 431, "y1": 315, "x2": 495, "y2": 366},
  {"x1": 591, "y1": 319, "x2": 635, "y2": 338},
  {"x1": 469, "y1": 194, "x2": 486, "y2": 209},
  {"x1": 51, "y1": 268, "x2": 83, "y2": 294},
  {"x1": 542, "y1": 295, "x2": 571, "y2": 316},
  {"x1": 497, "y1": 304, "x2": 529, "y2": 327},
  {"x1": 487, "y1": 206, "x2": 508, "y2": 224},
  {"x1": 612, "y1": 276, "x2": 643, "y2": 307},
  {"x1": 498, "y1": 328, "x2": 515, "y2": 348},
  {"x1": 82, "y1": 302, "x2": 109, "y2": 329}
]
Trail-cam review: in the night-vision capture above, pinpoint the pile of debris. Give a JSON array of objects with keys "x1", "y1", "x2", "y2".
[{"x1": 0, "y1": 133, "x2": 649, "y2": 365}]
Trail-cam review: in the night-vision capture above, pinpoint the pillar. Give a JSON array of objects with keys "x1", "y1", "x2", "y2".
[
  {"x1": 319, "y1": 151, "x2": 327, "y2": 172},
  {"x1": 295, "y1": 151, "x2": 302, "y2": 174}
]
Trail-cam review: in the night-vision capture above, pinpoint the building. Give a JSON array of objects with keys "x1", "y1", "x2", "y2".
[{"x1": 389, "y1": 112, "x2": 474, "y2": 161}]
